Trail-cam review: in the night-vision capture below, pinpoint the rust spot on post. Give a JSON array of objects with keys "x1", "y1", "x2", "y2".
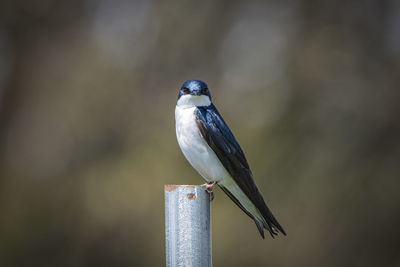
[
  {"x1": 187, "y1": 193, "x2": 196, "y2": 200},
  {"x1": 165, "y1": 185, "x2": 178, "y2": 192}
]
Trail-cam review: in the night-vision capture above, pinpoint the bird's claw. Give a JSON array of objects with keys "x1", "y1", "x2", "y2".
[
  {"x1": 202, "y1": 182, "x2": 216, "y2": 201},
  {"x1": 207, "y1": 188, "x2": 214, "y2": 201}
]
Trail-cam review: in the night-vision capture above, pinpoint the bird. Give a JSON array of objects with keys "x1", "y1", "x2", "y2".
[{"x1": 175, "y1": 79, "x2": 286, "y2": 238}]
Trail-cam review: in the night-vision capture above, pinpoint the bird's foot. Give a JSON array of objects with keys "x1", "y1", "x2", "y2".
[{"x1": 202, "y1": 182, "x2": 217, "y2": 201}]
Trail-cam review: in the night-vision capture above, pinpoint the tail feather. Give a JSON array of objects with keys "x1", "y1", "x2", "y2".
[
  {"x1": 260, "y1": 203, "x2": 287, "y2": 236},
  {"x1": 218, "y1": 182, "x2": 286, "y2": 238},
  {"x1": 254, "y1": 219, "x2": 265, "y2": 239}
]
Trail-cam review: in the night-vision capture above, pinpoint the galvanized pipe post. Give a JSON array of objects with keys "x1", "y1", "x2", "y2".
[{"x1": 164, "y1": 185, "x2": 212, "y2": 267}]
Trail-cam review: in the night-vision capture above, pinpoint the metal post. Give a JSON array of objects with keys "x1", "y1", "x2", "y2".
[{"x1": 165, "y1": 185, "x2": 211, "y2": 267}]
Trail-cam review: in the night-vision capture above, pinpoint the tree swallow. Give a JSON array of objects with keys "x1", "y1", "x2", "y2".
[{"x1": 175, "y1": 79, "x2": 286, "y2": 238}]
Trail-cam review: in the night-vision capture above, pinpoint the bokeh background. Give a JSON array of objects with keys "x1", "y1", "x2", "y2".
[{"x1": 0, "y1": 0, "x2": 399, "y2": 266}]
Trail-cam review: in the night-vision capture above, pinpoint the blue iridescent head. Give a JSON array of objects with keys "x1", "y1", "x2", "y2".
[{"x1": 178, "y1": 79, "x2": 211, "y2": 100}]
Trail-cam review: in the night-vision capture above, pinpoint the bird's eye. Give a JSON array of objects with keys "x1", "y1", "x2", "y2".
[
  {"x1": 202, "y1": 88, "x2": 209, "y2": 94},
  {"x1": 182, "y1": 87, "x2": 190, "y2": 94}
]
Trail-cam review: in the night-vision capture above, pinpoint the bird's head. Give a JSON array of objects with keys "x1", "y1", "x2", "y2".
[{"x1": 177, "y1": 79, "x2": 211, "y2": 107}]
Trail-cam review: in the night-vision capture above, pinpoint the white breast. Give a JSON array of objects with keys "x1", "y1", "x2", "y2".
[{"x1": 175, "y1": 105, "x2": 230, "y2": 182}]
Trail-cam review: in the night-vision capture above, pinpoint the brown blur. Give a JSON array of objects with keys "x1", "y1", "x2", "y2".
[{"x1": 0, "y1": 0, "x2": 399, "y2": 266}]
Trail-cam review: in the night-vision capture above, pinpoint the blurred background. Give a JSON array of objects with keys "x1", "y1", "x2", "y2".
[{"x1": 0, "y1": 0, "x2": 399, "y2": 266}]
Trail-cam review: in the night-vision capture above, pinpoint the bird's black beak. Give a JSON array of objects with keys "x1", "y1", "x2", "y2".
[{"x1": 191, "y1": 90, "x2": 202, "y2": 96}]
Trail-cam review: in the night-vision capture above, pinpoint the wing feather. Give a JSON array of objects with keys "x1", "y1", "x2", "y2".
[{"x1": 195, "y1": 104, "x2": 286, "y2": 236}]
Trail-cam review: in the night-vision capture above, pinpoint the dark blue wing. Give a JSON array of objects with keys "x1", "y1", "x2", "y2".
[{"x1": 195, "y1": 104, "x2": 286, "y2": 237}]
